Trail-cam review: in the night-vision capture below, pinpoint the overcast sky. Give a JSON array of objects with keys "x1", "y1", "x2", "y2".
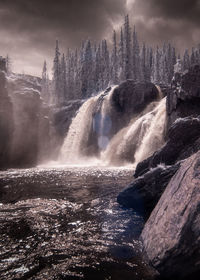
[{"x1": 0, "y1": 0, "x2": 199, "y2": 76}]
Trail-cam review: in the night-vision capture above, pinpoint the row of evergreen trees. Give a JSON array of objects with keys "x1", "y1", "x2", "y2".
[{"x1": 41, "y1": 15, "x2": 200, "y2": 105}]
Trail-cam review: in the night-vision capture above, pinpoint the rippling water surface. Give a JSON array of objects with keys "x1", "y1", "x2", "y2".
[{"x1": 0, "y1": 166, "x2": 155, "y2": 279}]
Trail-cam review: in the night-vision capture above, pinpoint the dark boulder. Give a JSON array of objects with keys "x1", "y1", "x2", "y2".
[
  {"x1": 117, "y1": 163, "x2": 180, "y2": 218},
  {"x1": 141, "y1": 152, "x2": 200, "y2": 279},
  {"x1": 134, "y1": 117, "x2": 200, "y2": 178},
  {"x1": 112, "y1": 80, "x2": 159, "y2": 115}
]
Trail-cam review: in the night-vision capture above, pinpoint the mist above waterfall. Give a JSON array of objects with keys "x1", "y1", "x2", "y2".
[{"x1": 59, "y1": 83, "x2": 166, "y2": 167}]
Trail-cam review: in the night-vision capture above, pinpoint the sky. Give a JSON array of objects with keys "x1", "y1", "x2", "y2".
[{"x1": 0, "y1": 0, "x2": 199, "y2": 76}]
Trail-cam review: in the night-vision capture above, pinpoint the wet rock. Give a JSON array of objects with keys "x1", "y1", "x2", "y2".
[
  {"x1": 167, "y1": 64, "x2": 200, "y2": 130},
  {"x1": 134, "y1": 117, "x2": 200, "y2": 178},
  {"x1": 141, "y1": 152, "x2": 200, "y2": 279},
  {"x1": 117, "y1": 164, "x2": 180, "y2": 218},
  {"x1": 112, "y1": 80, "x2": 159, "y2": 115}
]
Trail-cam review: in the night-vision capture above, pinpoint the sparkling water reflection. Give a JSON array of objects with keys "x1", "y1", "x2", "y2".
[{"x1": 0, "y1": 167, "x2": 156, "y2": 279}]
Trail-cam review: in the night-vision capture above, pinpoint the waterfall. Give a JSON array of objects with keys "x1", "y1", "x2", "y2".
[
  {"x1": 59, "y1": 94, "x2": 99, "y2": 164},
  {"x1": 59, "y1": 85, "x2": 166, "y2": 167},
  {"x1": 59, "y1": 86, "x2": 117, "y2": 164},
  {"x1": 101, "y1": 98, "x2": 166, "y2": 166}
]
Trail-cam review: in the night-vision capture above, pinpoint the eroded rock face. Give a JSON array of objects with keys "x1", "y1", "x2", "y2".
[
  {"x1": 117, "y1": 164, "x2": 180, "y2": 218},
  {"x1": 10, "y1": 90, "x2": 41, "y2": 167},
  {"x1": 141, "y1": 152, "x2": 200, "y2": 279},
  {"x1": 6, "y1": 73, "x2": 54, "y2": 167},
  {"x1": 167, "y1": 64, "x2": 200, "y2": 130}
]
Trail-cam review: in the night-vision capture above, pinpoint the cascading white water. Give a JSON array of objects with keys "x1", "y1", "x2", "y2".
[
  {"x1": 101, "y1": 98, "x2": 166, "y2": 166},
  {"x1": 59, "y1": 86, "x2": 166, "y2": 167},
  {"x1": 59, "y1": 86, "x2": 117, "y2": 164},
  {"x1": 59, "y1": 95, "x2": 98, "y2": 164}
]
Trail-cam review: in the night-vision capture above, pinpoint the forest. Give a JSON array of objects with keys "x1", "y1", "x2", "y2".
[{"x1": 40, "y1": 15, "x2": 200, "y2": 105}]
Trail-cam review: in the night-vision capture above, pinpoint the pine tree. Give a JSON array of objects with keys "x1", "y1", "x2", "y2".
[
  {"x1": 73, "y1": 48, "x2": 81, "y2": 99},
  {"x1": 141, "y1": 43, "x2": 146, "y2": 81},
  {"x1": 153, "y1": 46, "x2": 161, "y2": 84},
  {"x1": 94, "y1": 44, "x2": 102, "y2": 92},
  {"x1": 132, "y1": 26, "x2": 141, "y2": 82},
  {"x1": 41, "y1": 60, "x2": 50, "y2": 103},
  {"x1": 101, "y1": 39, "x2": 110, "y2": 89},
  {"x1": 124, "y1": 15, "x2": 132, "y2": 79},
  {"x1": 146, "y1": 47, "x2": 152, "y2": 82},
  {"x1": 118, "y1": 28, "x2": 125, "y2": 81},
  {"x1": 166, "y1": 43, "x2": 175, "y2": 83},
  {"x1": 160, "y1": 43, "x2": 169, "y2": 85},
  {"x1": 60, "y1": 53, "x2": 67, "y2": 102},
  {"x1": 110, "y1": 30, "x2": 118, "y2": 84},
  {"x1": 52, "y1": 40, "x2": 61, "y2": 104},
  {"x1": 81, "y1": 40, "x2": 94, "y2": 98},
  {"x1": 183, "y1": 49, "x2": 190, "y2": 71}
]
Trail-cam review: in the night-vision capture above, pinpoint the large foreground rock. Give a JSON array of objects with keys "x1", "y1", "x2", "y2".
[{"x1": 141, "y1": 152, "x2": 200, "y2": 279}]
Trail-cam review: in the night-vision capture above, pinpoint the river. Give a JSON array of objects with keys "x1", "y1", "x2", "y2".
[{"x1": 0, "y1": 166, "x2": 156, "y2": 279}]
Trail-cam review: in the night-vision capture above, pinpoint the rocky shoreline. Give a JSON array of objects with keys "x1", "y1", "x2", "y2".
[{"x1": 118, "y1": 65, "x2": 200, "y2": 279}]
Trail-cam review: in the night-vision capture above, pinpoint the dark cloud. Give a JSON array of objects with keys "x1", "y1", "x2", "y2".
[
  {"x1": 145, "y1": 0, "x2": 200, "y2": 23},
  {"x1": 0, "y1": 0, "x2": 126, "y2": 75},
  {"x1": 125, "y1": 0, "x2": 200, "y2": 53},
  {"x1": 0, "y1": 0, "x2": 199, "y2": 75}
]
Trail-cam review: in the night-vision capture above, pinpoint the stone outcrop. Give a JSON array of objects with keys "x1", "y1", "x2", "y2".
[
  {"x1": 167, "y1": 64, "x2": 200, "y2": 130},
  {"x1": 117, "y1": 163, "x2": 180, "y2": 218},
  {"x1": 0, "y1": 58, "x2": 13, "y2": 168},
  {"x1": 141, "y1": 152, "x2": 200, "y2": 279}
]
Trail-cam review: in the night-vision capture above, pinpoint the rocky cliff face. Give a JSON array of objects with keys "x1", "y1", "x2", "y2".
[
  {"x1": 167, "y1": 64, "x2": 200, "y2": 131},
  {"x1": 0, "y1": 68, "x2": 83, "y2": 168},
  {"x1": 0, "y1": 58, "x2": 13, "y2": 168},
  {"x1": 141, "y1": 152, "x2": 200, "y2": 279},
  {"x1": 6, "y1": 73, "x2": 52, "y2": 167}
]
